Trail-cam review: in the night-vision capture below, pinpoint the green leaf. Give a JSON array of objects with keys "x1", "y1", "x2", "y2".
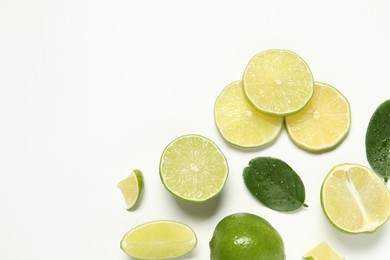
[
  {"x1": 243, "y1": 157, "x2": 307, "y2": 212},
  {"x1": 366, "y1": 100, "x2": 390, "y2": 182}
]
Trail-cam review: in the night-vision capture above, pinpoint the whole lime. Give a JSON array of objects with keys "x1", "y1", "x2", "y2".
[{"x1": 209, "y1": 213, "x2": 285, "y2": 260}]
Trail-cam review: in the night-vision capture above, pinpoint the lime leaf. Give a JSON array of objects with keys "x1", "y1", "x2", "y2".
[
  {"x1": 365, "y1": 100, "x2": 390, "y2": 182},
  {"x1": 243, "y1": 157, "x2": 307, "y2": 212}
]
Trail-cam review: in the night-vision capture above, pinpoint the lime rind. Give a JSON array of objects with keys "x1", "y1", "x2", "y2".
[
  {"x1": 159, "y1": 134, "x2": 229, "y2": 203},
  {"x1": 243, "y1": 49, "x2": 314, "y2": 116},
  {"x1": 214, "y1": 80, "x2": 284, "y2": 148}
]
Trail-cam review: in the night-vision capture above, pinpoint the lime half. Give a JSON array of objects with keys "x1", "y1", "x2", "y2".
[
  {"x1": 243, "y1": 49, "x2": 314, "y2": 116},
  {"x1": 117, "y1": 169, "x2": 144, "y2": 210},
  {"x1": 303, "y1": 241, "x2": 344, "y2": 260},
  {"x1": 286, "y1": 82, "x2": 351, "y2": 152},
  {"x1": 160, "y1": 134, "x2": 228, "y2": 202},
  {"x1": 121, "y1": 220, "x2": 197, "y2": 259},
  {"x1": 321, "y1": 163, "x2": 390, "y2": 233},
  {"x1": 214, "y1": 80, "x2": 283, "y2": 148}
]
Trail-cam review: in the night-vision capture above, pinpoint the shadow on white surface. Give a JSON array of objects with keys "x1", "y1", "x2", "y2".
[{"x1": 173, "y1": 192, "x2": 224, "y2": 219}]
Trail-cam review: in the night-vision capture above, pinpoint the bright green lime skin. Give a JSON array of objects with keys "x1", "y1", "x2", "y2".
[{"x1": 210, "y1": 213, "x2": 285, "y2": 260}]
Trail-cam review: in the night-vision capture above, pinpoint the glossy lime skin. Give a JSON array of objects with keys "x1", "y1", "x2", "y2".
[{"x1": 210, "y1": 213, "x2": 285, "y2": 260}]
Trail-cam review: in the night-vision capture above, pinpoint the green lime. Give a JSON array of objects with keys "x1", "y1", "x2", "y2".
[
  {"x1": 120, "y1": 220, "x2": 197, "y2": 259},
  {"x1": 160, "y1": 134, "x2": 228, "y2": 202},
  {"x1": 210, "y1": 212, "x2": 285, "y2": 260}
]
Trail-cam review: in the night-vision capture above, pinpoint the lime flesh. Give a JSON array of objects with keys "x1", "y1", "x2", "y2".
[
  {"x1": 243, "y1": 49, "x2": 314, "y2": 116},
  {"x1": 214, "y1": 80, "x2": 283, "y2": 148},
  {"x1": 121, "y1": 220, "x2": 197, "y2": 259},
  {"x1": 321, "y1": 163, "x2": 390, "y2": 233},
  {"x1": 303, "y1": 241, "x2": 344, "y2": 260},
  {"x1": 160, "y1": 134, "x2": 228, "y2": 202},
  {"x1": 117, "y1": 169, "x2": 144, "y2": 210}
]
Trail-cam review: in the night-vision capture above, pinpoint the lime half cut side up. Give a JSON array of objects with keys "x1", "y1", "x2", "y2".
[
  {"x1": 243, "y1": 49, "x2": 314, "y2": 116},
  {"x1": 121, "y1": 220, "x2": 197, "y2": 259},
  {"x1": 117, "y1": 169, "x2": 144, "y2": 210},
  {"x1": 214, "y1": 80, "x2": 283, "y2": 148},
  {"x1": 160, "y1": 134, "x2": 228, "y2": 202},
  {"x1": 321, "y1": 163, "x2": 390, "y2": 233}
]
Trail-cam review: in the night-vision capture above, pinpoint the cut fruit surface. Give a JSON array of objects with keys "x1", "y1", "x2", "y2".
[
  {"x1": 303, "y1": 241, "x2": 344, "y2": 260},
  {"x1": 243, "y1": 49, "x2": 314, "y2": 116},
  {"x1": 321, "y1": 163, "x2": 390, "y2": 233},
  {"x1": 214, "y1": 80, "x2": 283, "y2": 148},
  {"x1": 117, "y1": 169, "x2": 144, "y2": 210},
  {"x1": 160, "y1": 134, "x2": 228, "y2": 202},
  {"x1": 120, "y1": 220, "x2": 197, "y2": 259},
  {"x1": 285, "y1": 82, "x2": 351, "y2": 151}
]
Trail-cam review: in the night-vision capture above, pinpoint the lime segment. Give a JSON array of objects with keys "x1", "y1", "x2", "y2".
[
  {"x1": 121, "y1": 220, "x2": 197, "y2": 259},
  {"x1": 243, "y1": 49, "x2": 314, "y2": 116},
  {"x1": 160, "y1": 134, "x2": 228, "y2": 202},
  {"x1": 303, "y1": 241, "x2": 344, "y2": 260},
  {"x1": 286, "y1": 82, "x2": 351, "y2": 151},
  {"x1": 117, "y1": 169, "x2": 144, "y2": 210},
  {"x1": 214, "y1": 80, "x2": 283, "y2": 148},
  {"x1": 321, "y1": 163, "x2": 390, "y2": 233}
]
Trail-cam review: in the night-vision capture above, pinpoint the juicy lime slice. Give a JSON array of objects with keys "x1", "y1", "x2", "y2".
[
  {"x1": 321, "y1": 163, "x2": 390, "y2": 233},
  {"x1": 120, "y1": 220, "x2": 197, "y2": 259},
  {"x1": 285, "y1": 82, "x2": 351, "y2": 151},
  {"x1": 117, "y1": 169, "x2": 144, "y2": 210},
  {"x1": 243, "y1": 49, "x2": 314, "y2": 116},
  {"x1": 210, "y1": 212, "x2": 285, "y2": 260},
  {"x1": 160, "y1": 134, "x2": 228, "y2": 202},
  {"x1": 303, "y1": 241, "x2": 344, "y2": 260},
  {"x1": 214, "y1": 80, "x2": 283, "y2": 148}
]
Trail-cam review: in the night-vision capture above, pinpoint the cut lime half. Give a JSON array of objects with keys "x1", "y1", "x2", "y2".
[
  {"x1": 321, "y1": 163, "x2": 390, "y2": 233},
  {"x1": 214, "y1": 80, "x2": 283, "y2": 148},
  {"x1": 243, "y1": 49, "x2": 314, "y2": 116},
  {"x1": 160, "y1": 134, "x2": 228, "y2": 202}
]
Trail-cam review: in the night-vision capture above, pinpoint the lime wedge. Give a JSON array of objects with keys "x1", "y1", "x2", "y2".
[
  {"x1": 214, "y1": 80, "x2": 283, "y2": 148},
  {"x1": 117, "y1": 169, "x2": 144, "y2": 210},
  {"x1": 321, "y1": 163, "x2": 390, "y2": 233},
  {"x1": 285, "y1": 82, "x2": 351, "y2": 152},
  {"x1": 243, "y1": 49, "x2": 314, "y2": 116},
  {"x1": 120, "y1": 220, "x2": 197, "y2": 259},
  {"x1": 160, "y1": 134, "x2": 228, "y2": 202},
  {"x1": 303, "y1": 241, "x2": 344, "y2": 260}
]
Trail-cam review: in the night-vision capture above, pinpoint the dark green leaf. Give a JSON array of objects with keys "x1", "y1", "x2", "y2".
[
  {"x1": 243, "y1": 157, "x2": 307, "y2": 212},
  {"x1": 366, "y1": 100, "x2": 390, "y2": 182}
]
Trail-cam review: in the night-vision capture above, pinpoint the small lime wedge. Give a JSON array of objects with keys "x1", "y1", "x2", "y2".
[
  {"x1": 121, "y1": 220, "x2": 197, "y2": 259},
  {"x1": 303, "y1": 241, "x2": 344, "y2": 260},
  {"x1": 321, "y1": 163, "x2": 390, "y2": 233},
  {"x1": 160, "y1": 134, "x2": 228, "y2": 202},
  {"x1": 243, "y1": 49, "x2": 314, "y2": 116},
  {"x1": 117, "y1": 169, "x2": 144, "y2": 210},
  {"x1": 214, "y1": 80, "x2": 283, "y2": 148},
  {"x1": 285, "y1": 82, "x2": 351, "y2": 152}
]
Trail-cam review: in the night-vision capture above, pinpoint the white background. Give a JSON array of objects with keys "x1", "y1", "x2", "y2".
[{"x1": 1, "y1": 0, "x2": 389, "y2": 259}]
